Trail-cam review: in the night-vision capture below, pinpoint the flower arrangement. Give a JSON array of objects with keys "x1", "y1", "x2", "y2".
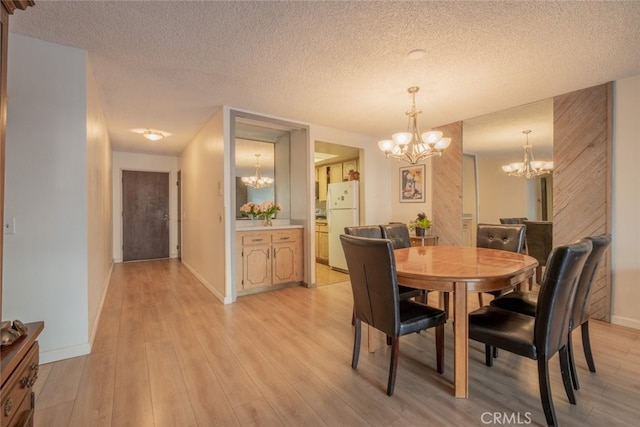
[
  {"x1": 409, "y1": 212, "x2": 432, "y2": 235},
  {"x1": 258, "y1": 201, "x2": 282, "y2": 219},
  {"x1": 240, "y1": 201, "x2": 282, "y2": 225},
  {"x1": 240, "y1": 202, "x2": 261, "y2": 219}
]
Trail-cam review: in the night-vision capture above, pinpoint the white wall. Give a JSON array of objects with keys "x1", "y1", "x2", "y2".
[
  {"x1": 611, "y1": 74, "x2": 640, "y2": 329},
  {"x1": 4, "y1": 35, "x2": 92, "y2": 363},
  {"x1": 111, "y1": 151, "x2": 179, "y2": 262},
  {"x1": 179, "y1": 108, "x2": 228, "y2": 302},
  {"x1": 476, "y1": 154, "x2": 529, "y2": 224},
  {"x1": 86, "y1": 59, "x2": 113, "y2": 344}
]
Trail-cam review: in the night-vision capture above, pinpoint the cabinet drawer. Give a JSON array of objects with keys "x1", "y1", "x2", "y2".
[
  {"x1": 271, "y1": 231, "x2": 298, "y2": 243},
  {"x1": 1, "y1": 342, "x2": 39, "y2": 427},
  {"x1": 242, "y1": 233, "x2": 271, "y2": 245},
  {"x1": 315, "y1": 223, "x2": 328, "y2": 233}
]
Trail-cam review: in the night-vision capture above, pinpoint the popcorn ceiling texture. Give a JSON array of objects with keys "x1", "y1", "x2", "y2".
[{"x1": 10, "y1": 1, "x2": 640, "y2": 155}]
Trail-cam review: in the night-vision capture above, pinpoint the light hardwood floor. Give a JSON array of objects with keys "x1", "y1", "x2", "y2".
[
  {"x1": 33, "y1": 259, "x2": 639, "y2": 426},
  {"x1": 315, "y1": 262, "x2": 349, "y2": 287}
]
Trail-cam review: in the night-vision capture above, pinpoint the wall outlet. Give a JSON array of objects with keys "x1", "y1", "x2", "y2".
[{"x1": 4, "y1": 217, "x2": 16, "y2": 234}]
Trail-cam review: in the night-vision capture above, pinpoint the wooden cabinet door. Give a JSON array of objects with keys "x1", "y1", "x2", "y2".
[
  {"x1": 242, "y1": 244, "x2": 272, "y2": 289},
  {"x1": 318, "y1": 166, "x2": 328, "y2": 201},
  {"x1": 317, "y1": 231, "x2": 328, "y2": 262},
  {"x1": 272, "y1": 242, "x2": 297, "y2": 285},
  {"x1": 329, "y1": 163, "x2": 343, "y2": 184}
]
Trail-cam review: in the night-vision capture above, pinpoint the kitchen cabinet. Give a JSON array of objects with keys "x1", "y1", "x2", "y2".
[
  {"x1": 342, "y1": 159, "x2": 358, "y2": 180},
  {"x1": 315, "y1": 220, "x2": 329, "y2": 264},
  {"x1": 236, "y1": 229, "x2": 303, "y2": 293},
  {"x1": 317, "y1": 166, "x2": 328, "y2": 201},
  {"x1": 316, "y1": 158, "x2": 358, "y2": 202}
]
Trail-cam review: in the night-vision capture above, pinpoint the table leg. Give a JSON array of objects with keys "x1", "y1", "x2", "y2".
[{"x1": 453, "y1": 281, "x2": 469, "y2": 398}]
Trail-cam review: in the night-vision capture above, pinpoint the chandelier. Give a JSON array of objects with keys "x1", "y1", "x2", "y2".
[
  {"x1": 378, "y1": 86, "x2": 451, "y2": 165},
  {"x1": 501, "y1": 130, "x2": 553, "y2": 179},
  {"x1": 241, "y1": 154, "x2": 273, "y2": 189}
]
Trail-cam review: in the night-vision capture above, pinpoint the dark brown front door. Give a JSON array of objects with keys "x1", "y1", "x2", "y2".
[{"x1": 122, "y1": 170, "x2": 170, "y2": 262}]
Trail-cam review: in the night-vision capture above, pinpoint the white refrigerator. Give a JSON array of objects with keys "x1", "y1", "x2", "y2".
[{"x1": 327, "y1": 180, "x2": 359, "y2": 272}]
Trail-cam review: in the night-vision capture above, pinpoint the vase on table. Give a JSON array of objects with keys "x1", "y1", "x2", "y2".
[
  {"x1": 415, "y1": 227, "x2": 426, "y2": 236},
  {"x1": 263, "y1": 214, "x2": 273, "y2": 226}
]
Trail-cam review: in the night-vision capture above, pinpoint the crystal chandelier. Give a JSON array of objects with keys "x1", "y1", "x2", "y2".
[
  {"x1": 241, "y1": 154, "x2": 273, "y2": 189},
  {"x1": 378, "y1": 86, "x2": 451, "y2": 165},
  {"x1": 501, "y1": 130, "x2": 553, "y2": 179}
]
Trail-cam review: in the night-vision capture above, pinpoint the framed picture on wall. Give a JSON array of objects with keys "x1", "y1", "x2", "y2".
[{"x1": 400, "y1": 164, "x2": 426, "y2": 203}]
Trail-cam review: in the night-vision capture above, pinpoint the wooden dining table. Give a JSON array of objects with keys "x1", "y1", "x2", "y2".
[{"x1": 393, "y1": 245, "x2": 538, "y2": 398}]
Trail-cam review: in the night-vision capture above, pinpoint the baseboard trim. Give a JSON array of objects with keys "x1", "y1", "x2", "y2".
[
  {"x1": 611, "y1": 315, "x2": 640, "y2": 330},
  {"x1": 40, "y1": 343, "x2": 91, "y2": 364},
  {"x1": 181, "y1": 260, "x2": 231, "y2": 304}
]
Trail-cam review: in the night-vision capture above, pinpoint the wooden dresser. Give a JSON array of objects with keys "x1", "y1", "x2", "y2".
[{"x1": 1, "y1": 321, "x2": 44, "y2": 427}]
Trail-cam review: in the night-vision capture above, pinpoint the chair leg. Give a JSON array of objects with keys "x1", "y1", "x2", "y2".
[
  {"x1": 387, "y1": 337, "x2": 400, "y2": 396},
  {"x1": 478, "y1": 293, "x2": 484, "y2": 307},
  {"x1": 559, "y1": 347, "x2": 577, "y2": 405},
  {"x1": 582, "y1": 321, "x2": 597, "y2": 372},
  {"x1": 435, "y1": 324, "x2": 444, "y2": 374},
  {"x1": 567, "y1": 330, "x2": 580, "y2": 390},
  {"x1": 493, "y1": 347, "x2": 499, "y2": 359},
  {"x1": 386, "y1": 335, "x2": 392, "y2": 346},
  {"x1": 485, "y1": 344, "x2": 493, "y2": 367},
  {"x1": 537, "y1": 358, "x2": 558, "y2": 427},
  {"x1": 352, "y1": 319, "x2": 361, "y2": 369}
]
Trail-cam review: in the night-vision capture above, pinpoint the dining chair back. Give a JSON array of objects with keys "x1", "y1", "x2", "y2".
[
  {"x1": 380, "y1": 223, "x2": 411, "y2": 249},
  {"x1": 344, "y1": 225, "x2": 383, "y2": 239},
  {"x1": 476, "y1": 223, "x2": 526, "y2": 253},
  {"x1": 468, "y1": 239, "x2": 592, "y2": 427},
  {"x1": 343, "y1": 225, "x2": 423, "y2": 319},
  {"x1": 524, "y1": 220, "x2": 553, "y2": 284},
  {"x1": 476, "y1": 223, "x2": 527, "y2": 305},
  {"x1": 499, "y1": 217, "x2": 528, "y2": 224},
  {"x1": 340, "y1": 234, "x2": 446, "y2": 396}
]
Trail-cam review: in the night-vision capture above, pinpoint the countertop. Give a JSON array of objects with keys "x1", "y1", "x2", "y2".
[{"x1": 236, "y1": 224, "x2": 303, "y2": 232}]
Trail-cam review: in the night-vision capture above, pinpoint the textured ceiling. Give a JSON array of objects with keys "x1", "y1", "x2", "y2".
[{"x1": 9, "y1": 1, "x2": 640, "y2": 156}]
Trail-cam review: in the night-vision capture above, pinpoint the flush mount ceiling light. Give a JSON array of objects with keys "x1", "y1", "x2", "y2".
[
  {"x1": 378, "y1": 86, "x2": 451, "y2": 165},
  {"x1": 241, "y1": 154, "x2": 274, "y2": 189},
  {"x1": 501, "y1": 130, "x2": 553, "y2": 179},
  {"x1": 143, "y1": 130, "x2": 164, "y2": 141},
  {"x1": 130, "y1": 128, "x2": 171, "y2": 141}
]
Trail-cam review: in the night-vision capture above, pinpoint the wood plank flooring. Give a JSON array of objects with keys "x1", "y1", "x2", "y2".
[{"x1": 33, "y1": 259, "x2": 640, "y2": 426}]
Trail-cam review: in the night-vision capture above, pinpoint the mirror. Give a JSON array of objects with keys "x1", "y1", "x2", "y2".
[
  {"x1": 463, "y1": 98, "x2": 554, "y2": 225},
  {"x1": 235, "y1": 139, "x2": 275, "y2": 217},
  {"x1": 234, "y1": 118, "x2": 291, "y2": 219}
]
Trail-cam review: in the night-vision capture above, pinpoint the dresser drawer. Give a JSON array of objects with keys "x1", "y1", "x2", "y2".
[
  {"x1": 242, "y1": 233, "x2": 271, "y2": 245},
  {"x1": 1, "y1": 342, "x2": 39, "y2": 427},
  {"x1": 271, "y1": 230, "x2": 299, "y2": 243}
]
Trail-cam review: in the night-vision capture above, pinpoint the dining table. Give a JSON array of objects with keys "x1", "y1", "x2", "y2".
[{"x1": 393, "y1": 245, "x2": 538, "y2": 398}]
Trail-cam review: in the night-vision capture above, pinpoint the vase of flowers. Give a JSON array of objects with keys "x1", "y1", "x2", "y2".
[
  {"x1": 258, "y1": 201, "x2": 282, "y2": 226},
  {"x1": 240, "y1": 202, "x2": 260, "y2": 222},
  {"x1": 409, "y1": 212, "x2": 432, "y2": 236}
]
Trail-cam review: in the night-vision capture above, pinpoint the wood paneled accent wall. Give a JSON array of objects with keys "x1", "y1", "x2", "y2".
[
  {"x1": 432, "y1": 84, "x2": 612, "y2": 321},
  {"x1": 432, "y1": 121, "x2": 463, "y2": 246},
  {"x1": 553, "y1": 82, "x2": 612, "y2": 321}
]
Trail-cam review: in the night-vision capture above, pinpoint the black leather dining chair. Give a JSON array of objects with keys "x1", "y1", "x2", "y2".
[
  {"x1": 345, "y1": 225, "x2": 424, "y2": 301},
  {"x1": 490, "y1": 234, "x2": 611, "y2": 390},
  {"x1": 381, "y1": 223, "x2": 448, "y2": 313},
  {"x1": 476, "y1": 223, "x2": 527, "y2": 306},
  {"x1": 468, "y1": 239, "x2": 592, "y2": 427},
  {"x1": 340, "y1": 234, "x2": 446, "y2": 396}
]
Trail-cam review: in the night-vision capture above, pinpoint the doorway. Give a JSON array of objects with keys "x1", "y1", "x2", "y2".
[
  {"x1": 313, "y1": 141, "x2": 362, "y2": 286},
  {"x1": 122, "y1": 170, "x2": 170, "y2": 262}
]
